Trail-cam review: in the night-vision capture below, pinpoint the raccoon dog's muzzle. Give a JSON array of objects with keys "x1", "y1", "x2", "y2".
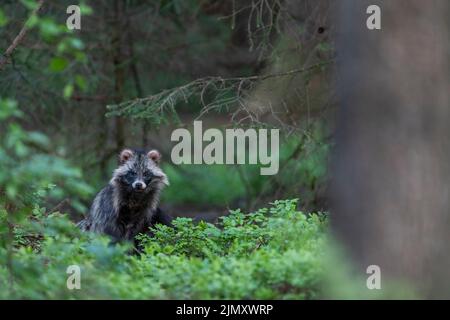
[{"x1": 132, "y1": 180, "x2": 147, "y2": 191}]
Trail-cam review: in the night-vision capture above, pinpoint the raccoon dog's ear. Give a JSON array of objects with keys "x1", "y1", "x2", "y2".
[
  {"x1": 147, "y1": 149, "x2": 161, "y2": 164},
  {"x1": 119, "y1": 149, "x2": 134, "y2": 164}
]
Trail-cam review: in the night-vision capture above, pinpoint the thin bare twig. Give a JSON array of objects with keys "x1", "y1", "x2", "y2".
[
  {"x1": 0, "y1": 0, "x2": 45, "y2": 70},
  {"x1": 47, "y1": 198, "x2": 70, "y2": 215}
]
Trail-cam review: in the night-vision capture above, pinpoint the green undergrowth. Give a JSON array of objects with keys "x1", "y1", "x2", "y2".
[{"x1": 0, "y1": 199, "x2": 327, "y2": 299}]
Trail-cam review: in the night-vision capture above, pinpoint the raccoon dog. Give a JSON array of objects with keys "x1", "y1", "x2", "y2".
[{"x1": 78, "y1": 148, "x2": 172, "y2": 246}]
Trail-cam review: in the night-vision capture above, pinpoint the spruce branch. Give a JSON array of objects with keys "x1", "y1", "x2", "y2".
[{"x1": 106, "y1": 60, "x2": 333, "y2": 125}]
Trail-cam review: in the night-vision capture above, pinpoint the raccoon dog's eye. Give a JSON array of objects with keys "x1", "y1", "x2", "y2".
[
  {"x1": 143, "y1": 171, "x2": 153, "y2": 182},
  {"x1": 124, "y1": 170, "x2": 137, "y2": 181},
  {"x1": 143, "y1": 171, "x2": 153, "y2": 178}
]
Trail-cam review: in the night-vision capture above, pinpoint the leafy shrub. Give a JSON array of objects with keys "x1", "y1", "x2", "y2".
[{"x1": 0, "y1": 199, "x2": 327, "y2": 299}]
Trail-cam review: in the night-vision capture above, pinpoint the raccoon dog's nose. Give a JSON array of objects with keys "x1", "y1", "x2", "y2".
[{"x1": 132, "y1": 181, "x2": 146, "y2": 190}]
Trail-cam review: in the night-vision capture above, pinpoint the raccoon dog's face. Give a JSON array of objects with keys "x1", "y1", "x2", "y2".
[{"x1": 111, "y1": 148, "x2": 169, "y2": 194}]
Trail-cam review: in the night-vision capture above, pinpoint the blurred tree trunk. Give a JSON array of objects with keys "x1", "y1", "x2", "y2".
[
  {"x1": 331, "y1": 0, "x2": 450, "y2": 297},
  {"x1": 112, "y1": 0, "x2": 125, "y2": 152},
  {"x1": 123, "y1": 12, "x2": 147, "y2": 147}
]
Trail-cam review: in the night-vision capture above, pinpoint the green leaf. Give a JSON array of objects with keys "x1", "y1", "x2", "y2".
[
  {"x1": 74, "y1": 52, "x2": 87, "y2": 63},
  {"x1": 0, "y1": 99, "x2": 22, "y2": 120},
  {"x1": 63, "y1": 83, "x2": 74, "y2": 99},
  {"x1": 56, "y1": 42, "x2": 67, "y2": 54},
  {"x1": 25, "y1": 14, "x2": 39, "y2": 28},
  {"x1": 39, "y1": 18, "x2": 63, "y2": 39},
  {"x1": 68, "y1": 37, "x2": 85, "y2": 50},
  {"x1": 75, "y1": 75, "x2": 87, "y2": 92},
  {"x1": 0, "y1": 9, "x2": 8, "y2": 27},
  {"x1": 80, "y1": 4, "x2": 93, "y2": 15},
  {"x1": 26, "y1": 132, "x2": 50, "y2": 148},
  {"x1": 6, "y1": 184, "x2": 17, "y2": 199},
  {"x1": 20, "y1": 0, "x2": 38, "y2": 10},
  {"x1": 49, "y1": 57, "x2": 68, "y2": 72}
]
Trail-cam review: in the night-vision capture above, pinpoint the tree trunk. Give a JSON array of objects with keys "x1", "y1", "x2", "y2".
[
  {"x1": 331, "y1": 0, "x2": 450, "y2": 298},
  {"x1": 112, "y1": 0, "x2": 126, "y2": 152}
]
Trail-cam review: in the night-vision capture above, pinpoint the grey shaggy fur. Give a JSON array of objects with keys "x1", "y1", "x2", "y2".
[{"x1": 77, "y1": 148, "x2": 171, "y2": 243}]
